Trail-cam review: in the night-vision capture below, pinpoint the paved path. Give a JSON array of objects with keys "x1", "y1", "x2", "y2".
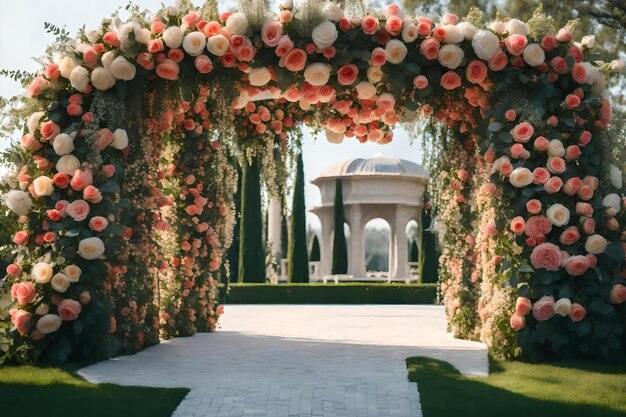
[{"x1": 79, "y1": 305, "x2": 488, "y2": 417}]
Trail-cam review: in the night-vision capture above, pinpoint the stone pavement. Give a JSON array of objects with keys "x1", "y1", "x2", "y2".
[{"x1": 79, "y1": 305, "x2": 488, "y2": 417}]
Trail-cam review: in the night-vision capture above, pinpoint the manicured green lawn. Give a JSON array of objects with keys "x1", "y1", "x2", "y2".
[
  {"x1": 0, "y1": 364, "x2": 188, "y2": 417},
  {"x1": 407, "y1": 356, "x2": 626, "y2": 417}
]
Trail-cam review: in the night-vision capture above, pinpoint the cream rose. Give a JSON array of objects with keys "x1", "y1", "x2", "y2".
[
  {"x1": 489, "y1": 21, "x2": 506, "y2": 34},
  {"x1": 118, "y1": 22, "x2": 150, "y2": 45},
  {"x1": 4, "y1": 190, "x2": 33, "y2": 215},
  {"x1": 110, "y1": 56, "x2": 136, "y2": 81},
  {"x1": 367, "y1": 66, "x2": 384, "y2": 83},
  {"x1": 585, "y1": 234, "x2": 607, "y2": 254},
  {"x1": 609, "y1": 165, "x2": 623, "y2": 189},
  {"x1": 386, "y1": 39, "x2": 408, "y2": 64},
  {"x1": 508, "y1": 167, "x2": 534, "y2": 187},
  {"x1": 248, "y1": 67, "x2": 271, "y2": 86},
  {"x1": 522, "y1": 43, "x2": 545, "y2": 67},
  {"x1": 442, "y1": 24, "x2": 464, "y2": 44},
  {"x1": 162, "y1": 26, "x2": 184, "y2": 48},
  {"x1": 36, "y1": 314, "x2": 62, "y2": 334},
  {"x1": 225, "y1": 12, "x2": 249, "y2": 35},
  {"x1": 112, "y1": 129, "x2": 129, "y2": 150},
  {"x1": 602, "y1": 193, "x2": 621, "y2": 215},
  {"x1": 27, "y1": 111, "x2": 45, "y2": 134},
  {"x1": 206, "y1": 35, "x2": 230, "y2": 56},
  {"x1": 33, "y1": 176, "x2": 55, "y2": 197},
  {"x1": 69, "y1": 66, "x2": 90, "y2": 92},
  {"x1": 78, "y1": 237, "x2": 106, "y2": 260},
  {"x1": 57, "y1": 56, "x2": 78, "y2": 79},
  {"x1": 548, "y1": 139, "x2": 565, "y2": 157},
  {"x1": 326, "y1": 129, "x2": 344, "y2": 144},
  {"x1": 90, "y1": 67, "x2": 116, "y2": 91},
  {"x1": 555, "y1": 298, "x2": 572, "y2": 316},
  {"x1": 304, "y1": 63, "x2": 332, "y2": 86},
  {"x1": 56, "y1": 155, "x2": 81, "y2": 176},
  {"x1": 546, "y1": 204, "x2": 570, "y2": 226},
  {"x1": 472, "y1": 30, "x2": 499, "y2": 60},
  {"x1": 437, "y1": 44, "x2": 464, "y2": 69},
  {"x1": 581, "y1": 35, "x2": 595, "y2": 49},
  {"x1": 52, "y1": 133, "x2": 75, "y2": 156},
  {"x1": 101, "y1": 51, "x2": 116, "y2": 71},
  {"x1": 51, "y1": 273, "x2": 71, "y2": 293},
  {"x1": 182, "y1": 32, "x2": 207, "y2": 57},
  {"x1": 323, "y1": 2, "x2": 344, "y2": 22},
  {"x1": 312, "y1": 21, "x2": 338, "y2": 49},
  {"x1": 355, "y1": 81, "x2": 377, "y2": 100},
  {"x1": 457, "y1": 22, "x2": 476, "y2": 39},
  {"x1": 506, "y1": 18, "x2": 528, "y2": 36},
  {"x1": 63, "y1": 265, "x2": 82, "y2": 283},
  {"x1": 35, "y1": 304, "x2": 50, "y2": 316},
  {"x1": 32, "y1": 262, "x2": 53, "y2": 284},
  {"x1": 401, "y1": 24, "x2": 419, "y2": 43}
]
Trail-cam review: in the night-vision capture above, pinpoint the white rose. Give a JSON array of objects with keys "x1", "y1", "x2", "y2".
[
  {"x1": 367, "y1": 66, "x2": 384, "y2": 83},
  {"x1": 78, "y1": 237, "x2": 106, "y2": 260},
  {"x1": 437, "y1": 44, "x2": 464, "y2": 69},
  {"x1": 546, "y1": 204, "x2": 570, "y2": 226},
  {"x1": 581, "y1": 35, "x2": 595, "y2": 49},
  {"x1": 33, "y1": 176, "x2": 55, "y2": 197},
  {"x1": 303, "y1": 63, "x2": 332, "y2": 86},
  {"x1": 57, "y1": 56, "x2": 78, "y2": 79},
  {"x1": 603, "y1": 193, "x2": 621, "y2": 214},
  {"x1": 609, "y1": 59, "x2": 625, "y2": 74},
  {"x1": 548, "y1": 139, "x2": 565, "y2": 157},
  {"x1": 225, "y1": 12, "x2": 249, "y2": 35},
  {"x1": 591, "y1": 73, "x2": 607, "y2": 94},
  {"x1": 326, "y1": 129, "x2": 344, "y2": 144},
  {"x1": 53, "y1": 133, "x2": 75, "y2": 156},
  {"x1": 401, "y1": 24, "x2": 418, "y2": 43},
  {"x1": 118, "y1": 22, "x2": 150, "y2": 45},
  {"x1": 457, "y1": 22, "x2": 476, "y2": 39},
  {"x1": 101, "y1": 51, "x2": 116, "y2": 71},
  {"x1": 506, "y1": 18, "x2": 528, "y2": 36},
  {"x1": 472, "y1": 30, "x2": 499, "y2": 60},
  {"x1": 248, "y1": 67, "x2": 272, "y2": 86},
  {"x1": 585, "y1": 234, "x2": 608, "y2": 254},
  {"x1": 609, "y1": 165, "x2": 623, "y2": 189},
  {"x1": 581, "y1": 62, "x2": 600, "y2": 85},
  {"x1": 280, "y1": 0, "x2": 293, "y2": 9},
  {"x1": 182, "y1": 31, "x2": 207, "y2": 57},
  {"x1": 206, "y1": 35, "x2": 230, "y2": 56},
  {"x1": 442, "y1": 24, "x2": 464, "y2": 44},
  {"x1": 90, "y1": 67, "x2": 116, "y2": 91},
  {"x1": 35, "y1": 304, "x2": 49, "y2": 315},
  {"x1": 555, "y1": 298, "x2": 572, "y2": 316},
  {"x1": 51, "y1": 273, "x2": 71, "y2": 293},
  {"x1": 312, "y1": 21, "x2": 338, "y2": 49},
  {"x1": 522, "y1": 43, "x2": 545, "y2": 67},
  {"x1": 63, "y1": 265, "x2": 82, "y2": 283},
  {"x1": 111, "y1": 129, "x2": 129, "y2": 149},
  {"x1": 167, "y1": 4, "x2": 180, "y2": 16},
  {"x1": 324, "y1": 2, "x2": 344, "y2": 22},
  {"x1": 69, "y1": 66, "x2": 89, "y2": 92},
  {"x1": 4, "y1": 190, "x2": 33, "y2": 215},
  {"x1": 27, "y1": 111, "x2": 45, "y2": 134},
  {"x1": 86, "y1": 28, "x2": 103, "y2": 44},
  {"x1": 489, "y1": 21, "x2": 506, "y2": 34},
  {"x1": 386, "y1": 39, "x2": 408, "y2": 64},
  {"x1": 110, "y1": 56, "x2": 136, "y2": 81},
  {"x1": 163, "y1": 26, "x2": 184, "y2": 48},
  {"x1": 32, "y1": 262, "x2": 53, "y2": 283},
  {"x1": 36, "y1": 314, "x2": 62, "y2": 334},
  {"x1": 355, "y1": 81, "x2": 377, "y2": 100},
  {"x1": 56, "y1": 155, "x2": 81, "y2": 176},
  {"x1": 508, "y1": 167, "x2": 534, "y2": 187}
]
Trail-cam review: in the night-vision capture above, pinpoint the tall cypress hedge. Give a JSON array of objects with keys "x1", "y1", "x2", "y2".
[
  {"x1": 238, "y1": 159, "x2": 265, "y2": 283},
  {"x1": 332, "y1": 179, "x2": 348, "y2": 274},
  {"x1": 409, "y1": 239, "x2": 419, "y2": 263},
  {"x1": 420, "y1": 209, "x2": 439, "y2": 283},
  {"x1": 288, "y1": 153, "x2": 309, "y2": 283},
  {"x1": 309, "y1": 235, "x2": 321, "y2": 262}
]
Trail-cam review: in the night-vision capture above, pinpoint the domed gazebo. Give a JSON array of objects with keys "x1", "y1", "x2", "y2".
[{"x1": 310, "y1": 153, "x2": 429, "y2": 280}]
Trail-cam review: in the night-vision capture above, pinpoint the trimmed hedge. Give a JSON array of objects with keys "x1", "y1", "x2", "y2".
[{"x1": 225, "y1": 283, "x2": 437, "y2": 304}]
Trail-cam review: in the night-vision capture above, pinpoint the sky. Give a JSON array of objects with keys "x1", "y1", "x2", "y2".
[{"x1": 0, "y1": 0, "x2": 424, "y2": 230}]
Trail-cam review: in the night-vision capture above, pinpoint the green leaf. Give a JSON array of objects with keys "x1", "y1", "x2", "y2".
[
  {"x1": 100, "y1": 181, "x2": 121, "y2": 193},
  {"x1": 73, "y1": 320, "x2": 84, "y2": 335},
  {"x1": 488, "y1": 122, "x2": 502, "y2": 132},
  {"x1": 518, "y1": 264, "x2": 534, "y2": 273}
]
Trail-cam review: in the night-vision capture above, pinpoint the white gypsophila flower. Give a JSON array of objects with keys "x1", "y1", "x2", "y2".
[
  {"x1": 609, "y1": 165, "x2": 623, "y2": 189},
  {"x1": 312, "y1": 21, "x2": 338, "y2": 49},
  {"x1": 603, "y1": 193, "x2": 621, "y2": 213},
  {"x1": 4, "y1": 190, "x2": 33, "y2": 215}
]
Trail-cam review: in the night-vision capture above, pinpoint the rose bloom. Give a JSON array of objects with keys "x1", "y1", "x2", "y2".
[
  {"x1": 89, "y1": 216, "x2": 109, "y2": 232},
  {"x1": 70, "y1": 169, "x2": 93, "y2": 191},
  {"x1": 559, "y1": 226, "x2": 580, "y2": 245},
  {"x1": 11, "y1": 282, "x2": 36, "y2": 306},
  {"x1": 544, "y1": 176, "x2": 563, "y2": 194},
  {"x1": 532, "y1": 295, "x2": 556, "y2": 321},
  {"x1": 510, "y1": 216, "x2": 525, "y2": 234},
  {"x1": 565, "y1": 145, "x2": 581, "y2": 161},
  {"x1": 525, "y1": 216, "x2": 552, "y2": 238},
  {"x1": 546, "y1": 203, "x2": 570, "y2": 226},
  {"x1": 571, "y1": 62, "x2": 588, "y2": 83},
  {"x1": 466, "y1": 60, "x2": 488, "y2": 84},
  {"x1": 533, "y1": 136, "x2": 549, "y2": 151},
  {"x1": 504, "y1": 34, "x2": 528, "y2": 56},
  {"x1": 13, "y1": 230, "x2": 29, "y2": 246},
  {"x1": 84, "y1": 185, "x2": 102, "y2": 203},
  {"x1": 565, "y1": 255, "x2": 590, "y2": 276},
  {"x1": 510, "y1": 314, "x2": 525, "y2": 331},
  {"x1": 510, "y1": 122, "x2": 534, "y2": 143},
  {"x1": 565, "y1": 94, "x2": 581, "y2": 109},
  {"x1": 576, "y1": 202, "x2": 593, "y2": 217},
  {"x1": 437, "y1": 44, "x2": 464, "y2": 69},
  {"x1": 51, "y1": 273, "x2": 71, "y2": 293},
  {"x1": 609, "y1": 284, "x2": 626, "y2": 304},
  {"x1": 64, "y1": 265, "x2": 82, "y2": 282},
  {"x1": 361, "y1": 16, "x2": 379, "y2": 35},
  {"x1": 526, "y1": 199, "x2": 542, "y2": 214},
  {"x1": 563, "y1": 177, "x2": 582, "y2": 196},
  {"x1": 337, "y1": 64, "x2": 358, "y2": 86},
  {"x1": 32, "y1": 262, "x2": 53, "y2": 283},
  {"x1": 577, "y1": 185, "x2": 594, "y2": 200},
  {"x1": 66, "y1": 199, "x2": 90, "y2": 221},
  {"x1": 283, "y1": 48, "x2": 307, "y2": 71},
  {"x1": 555, "y1": 298, "x2": 572, "y2": 316},
  {"x1": 547, "y1": 157, "x2": 566, "y2": 174},
  {"x1": 508, "y1": 167, "x2": 533, "y2": 187},
  {"x1": 78, "y1": 237, "x2": 105, "y2": 260},
  {"x1": 532, "y1": 167, "x2": 550, "y2": 184},
  {"x1": 440, "y1": 71, "x2": 461, "y2": 90},
  {"x1": 515, "y1": 297, "x2": 532, "y2": 315},
  {"x1": 156, "y1": 59, "x2": 180, "y2": 81},
  {"x1": 27, "y1": 76, "x2": 50, "y2": 97},
  {"x1": 584, "y1": 234, "x2": 607, "y2": 254},
  {"x1": 530, "y1": 243, "x2": 562, "y2": 271},
  {"x1": 57, "y1": 299, "x2": 82, "y2": 321},
  {"x1": 419, "y1": 37, "x2": 440, "y2": 60},
  {"x1": 567, "y1": 303, "x2": 586, "y2": 322},
  {"x1": 488, "y1": 49, "x2": 508, "y2": 71},
  {"x1": 369, "y1": 47, "x2": 387, "y2": 66},
  {"x1": 413, "y1": 75, "x2": 428, "y2": 89},
  {"x1": 11, "y1": 309, "x2": 32, "y2": 335},
  {"x1": 194, "y1": 55, "x2": 213, "y2": 74}
]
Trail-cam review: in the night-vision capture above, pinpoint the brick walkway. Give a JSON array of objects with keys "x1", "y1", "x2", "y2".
[{"x1": 79, "y1": 305, "x2": 488, "y2": 417}]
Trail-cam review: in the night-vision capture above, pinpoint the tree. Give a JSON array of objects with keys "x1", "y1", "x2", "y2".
[
  {"x1": 309, "y1": 235, "x2": 321, "y2": 262},
  {"x1": 226, "y1": 162, "x2": 242, "y2": 283},
  {"x1": 420, "y1": 209, "x2": 439, "y2": 283},
  {"x1": 280, "y1": 201, "x2": 288, "y2": 260},
  {"x1": 409, "y1": 239, "x2": 419, "y2": 263},
  {"x1": 238, "y1": 159, "x2": 266, "y2": 283},
  {"x1": 332, "y1": 179, "x2": 348, "y2": 274},
  {"x1": 288, "y1": 153, "x2": 309, "y2": 283}
]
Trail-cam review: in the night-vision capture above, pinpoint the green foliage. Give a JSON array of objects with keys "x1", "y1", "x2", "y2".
[
  {"x1": 420, "y1": 210, "x2": 439, "y2": 284},
  {"x1": 409, "y1": 239, "x2": 419, "y2": 263},
  {"x1": 226, "y1": 283, "x2": 437, "y2": 304},
  {"x1": 238, "y1": 159, "x2": 266, "y2": 283},
  {"x1": 227, "y1": 162, "x2": 242, "y2": 283},
  {"x1": 331, "y1": 179, "x2": 348, "y2": 275},
  {"x1": 288, "y1": 153, "x2": 309, "y2": 283}
]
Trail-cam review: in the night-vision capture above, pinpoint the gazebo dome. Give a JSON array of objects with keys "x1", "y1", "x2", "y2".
[{"x1": 320, "y1": 153, "x2": 428, "y2": 178}]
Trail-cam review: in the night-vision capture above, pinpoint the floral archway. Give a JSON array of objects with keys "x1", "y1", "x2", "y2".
[{"x1": 0, "y1": 0, "x2": 624, "y2": 364}]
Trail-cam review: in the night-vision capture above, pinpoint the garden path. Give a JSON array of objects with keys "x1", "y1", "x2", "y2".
[{"x1": 79, "y1": 305, "x2": 488, "y2": 417}]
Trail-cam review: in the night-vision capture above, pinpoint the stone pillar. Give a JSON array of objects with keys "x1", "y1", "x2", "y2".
[
  {"x1": 393, "y1": 207, "x2": 409, "y2": 280},
  {"x1": 319, "y1": 209, "x2": 333, "y2": 277},
  {"x1": 348, "y1": 206, "x2": 365, "y2": 278},
  {"x1": 267, "y1": 198, "x2": 282, "y2": 259}
]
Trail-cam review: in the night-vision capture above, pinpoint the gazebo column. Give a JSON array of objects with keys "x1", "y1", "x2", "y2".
[
  {"x1": 319, "y1": 209, "x2": 333, "y2": 277},
  {"x1": 348, "y1": 206, "x2": 365, "y2": 278},
  {"x1": 392, "y1": 208, "x2": 410, "y2": 280},
  {"x1": 267, "y1": 198, "x2": 282, "y2": 260}
]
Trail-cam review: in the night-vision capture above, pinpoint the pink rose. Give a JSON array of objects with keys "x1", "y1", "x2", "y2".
[
  {"x1": 556, "y1": 28, "x2": 573, "y2": 43},
  {"x1": 102, "y1": 165, "x2": 116, "y2": 178},
  {"x1": 148, "y1": 39, "x2": 164, "y2": 53},
  {"x1": 89, "y1": 216, "x2": 108, "y2": 232},
  {"x1": 95, "y1": 128, "x2": 114, "y2": 150},
  {"x1": 533, "y1": 136, "x2": 549, "y2": 151},
  {"x1": 577, "y1": 185, "x2": 593, "y2": 201},
  {"x1": 482, "y1": 219, "x2": 497, "y2": 236},
  {"x1": 565, "y1": 145, "x2": 581, "y2": 161},
  {"x1": 544, "y1": 176, "x2": 563, "y2": 194},
  {"x1": 510, "y1": 216, "x2": 525, "y2": 234},
  {"x1": 66, "y1": 199, "x2": 90, "y2": 221},
  {"x1": 541, "y1": 35, "x2": 557, "y2": 51},
  {"x1": 419, "y1": 38, "x2": 440, "y2": 60},
  {"x1": 565, "y1": 94, "x2": 581, "y2": 109},
  {"x1": 571, "y1": 62, "x2": 587, "y2": 83},
  {"x1": 13, "y1": 231, "x2": 29, "y2": 246},
  {"x1": 532, "y1": 295, "x2": 556, "y2": 321},
  {"x1": 279, "y1": 10, "x2": 293, "y2": 24},
  {"x1": 83, "y1": 185, "x2": 102, "y2": 203},
  {"x1": 385, "y1": 15, "x2": 403, "y2": 35},
  {"x1": 526, "y1": 199, "x2": 542, "y2": 214},
  {"x1": 156, "y1": 59, "x2": 180, "y2": 81},
  {"x1": 70, "y1": 169, "x2": 93, "y2": 191},
  {"x1": 505, "y1": 34, "x2": 528, "y2": 56},
  {"x1": 20, "y1": 133, "x2": 43, "y2": 151},
  {"x1": 532, "y1": 167, "x2": 550, "y2": 184},
  {"x1": 576, "y1": 202, "x2": 593, "y2": 217},
  {"x1": 550, "y1": 56, "x2": 568, "y2": 74},
  {"x1": 488, "y1": 49, "x2": 508, "y2": 71},
  {"x1": 530, "y1": 243, "x2": 562, "y2": 271},
  {"x1": 275, "y1": 35, "x2": 294, "y2": 58},
  {"x1": 370, "y1": 47, "x2": 387, "y2": 66},
  {"x1": 282, "y1": 48, "x2": 307, "y2": 72},
  {"x1": 547, "y1": 157, "x2": 566, "y2": 174},
  {"x1": 510, "y1": 122, "x2": 534, "y2": 143},
  {"x1": 362, "y1": 16, "x2": 379, "y2": 35},
  {"x1": 11, "y1": 309, "x2": 32, "y2": 335},
  {"x1": 337, "y1": 64, "x2": 358, "y2": 86},
  {"x1": 510, "y1": 313, "x2": 525, "y2": 331},
  {"x1": 137, "y1": 53, "x2": 155, "y2": 70},
  {"x1": 582, "y1": 176, "x2": 599, "y2": 190},
  {"x1": 563, "y1": 177, "x2": 582, "y2": 196},
  {"x1": 440, "y1": 71, "x2": 461, "y2": 90},
  {"x1": 57, "y1": 299, "x2": 82, "y2": 321},
  {"x1": 103, "y1": 31, "x2": 121, "y2": 47},
  {"x1": 45, "y1": 63, "x2": 61, "y2": 80},
  {"x1": 582, "y1": 218, "x2": 596, "y2": 235},
  {"x1": 40, "y1": 120, "x2": 60, "y2": 141},
  {"x1": 569, "y1": 303, "x2": 586, "y2": 321},
  {"x1": 27, "y1": 76, "x2": 50, "y2": 97},
  {"x1": 565, "y1": 255, "x2": 590, "y2": 276},
  {"x1": 609, "y1": 284, "x2": 626, "y2": 304},
  {"x1": 515, "y1": 297, "x2": 532, "y2": 315},
  {"x1": 559, "y1": 226, "x2": 580, "y2": 245},
  {"x1": 11, "y1": 282, "x2": 36, "y2": 306},
  {"x1": 466, "y1": 60, "x2": 488, "y2": 84}
]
